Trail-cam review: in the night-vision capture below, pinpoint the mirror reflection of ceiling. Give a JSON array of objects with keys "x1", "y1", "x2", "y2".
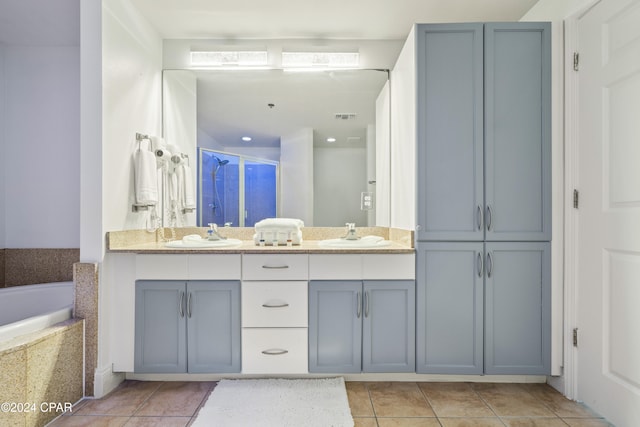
[
  {"x1": 188, "y1": 69, "x2": 388, "y2": 149},
  {"x1": 129, "y1": 0, "x2": 539, "y2": 40}
]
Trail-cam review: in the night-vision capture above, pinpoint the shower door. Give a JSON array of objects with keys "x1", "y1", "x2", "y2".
[{"x1": 198, "y1": 149, "x2": 278, "y2": 227}]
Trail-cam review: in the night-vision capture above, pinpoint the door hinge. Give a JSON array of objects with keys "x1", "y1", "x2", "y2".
[
  {"x1": 573, "y1": 189, "x2": 579, "y2": 209},
  {"x1": 573, "y1": 52, "x2": 579, "y2": 71},
  {"x1": 573, "y1": 328, "x2": 579, "y2": 347}
]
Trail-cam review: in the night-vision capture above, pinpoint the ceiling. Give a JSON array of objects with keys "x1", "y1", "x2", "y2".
[{"x1": 131, "y1": 0, "x2": 539, "y2": 40}]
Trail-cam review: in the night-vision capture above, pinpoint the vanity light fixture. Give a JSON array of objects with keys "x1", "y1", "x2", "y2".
[
  {"x1": 242, "y1": 136, "x2": 252, "y2": 142},
  {"x1": 281, "y1": 52, "x2": 359, "y2": 68},
  {"x1": 190, "y1": 51, "x2": 268, "y2": 67},
  {"x1": 326, "y1": 137, "x2": 337, "y2": 143}
]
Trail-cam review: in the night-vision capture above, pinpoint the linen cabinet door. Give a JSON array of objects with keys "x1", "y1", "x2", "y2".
[
  {"x1": 187, "y1": 281, "x2": 241, "y2": 373},
  {"x1": 416, "y1": 243, "x2": 484, "y2": 374},
  {"x1": 416, "y1": 23, "x2": 484, "y2": 241},
  {"x1": 362, "y1": 281, "x2": 415, "y2": 373},
  {"x1": 308, "y1": 281, "x2": 362, "y2": 373},
  {"x1": 134, "y1": 281, "x2": 187, "y2": 373},
  {"x1": 484, "y1": 242, "x2": 551, "y2": 374},
  {"x1": 484, "y1": 22, "x2": 551, "y2": 241}
]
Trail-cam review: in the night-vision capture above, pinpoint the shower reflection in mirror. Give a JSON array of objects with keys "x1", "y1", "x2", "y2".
[{"x1": 198, "y1": 148, "x2": 279, "y2": 227}]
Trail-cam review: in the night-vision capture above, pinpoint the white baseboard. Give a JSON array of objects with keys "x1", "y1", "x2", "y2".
[{"x1": 94, "y1": 364, "x2": 125, "y2": 398}]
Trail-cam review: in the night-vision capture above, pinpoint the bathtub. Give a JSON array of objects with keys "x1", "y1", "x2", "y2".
[{"x1": 0, "y1": 281, "x2": 74, "y2": 342}]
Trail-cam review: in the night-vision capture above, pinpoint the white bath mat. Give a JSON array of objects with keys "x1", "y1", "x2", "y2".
[{"x1": 191, "y1": 378, "x2": 354, "y2": 427}]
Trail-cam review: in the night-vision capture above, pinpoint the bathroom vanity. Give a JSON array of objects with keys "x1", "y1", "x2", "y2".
[{"x1": 106, "y1": 227, "x2": 415, "y2": 376}]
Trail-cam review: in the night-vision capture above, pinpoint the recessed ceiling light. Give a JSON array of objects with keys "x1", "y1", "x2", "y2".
[
  {"x1": 242, "y1": 136, "x2": 252, "y2": 142},
  {"x1": 326, "y1": 137, "x2": 337, "y2": 143}
]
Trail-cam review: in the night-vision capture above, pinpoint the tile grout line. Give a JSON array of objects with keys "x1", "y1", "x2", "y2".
[{"x1": 470, "y1": 383, "x2": 508, "y2": 427}]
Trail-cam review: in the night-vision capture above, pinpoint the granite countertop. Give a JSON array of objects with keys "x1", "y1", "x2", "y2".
[{"x1": 107, "y1": 227, "x2": 415, "y2": 255}]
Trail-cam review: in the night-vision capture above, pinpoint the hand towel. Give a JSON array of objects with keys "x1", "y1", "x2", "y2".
[
  {"x1": 181, "y1": 164, "x2": 196, "y2": 209},
  {"x1": 134, "y1": 140, "x2": 158, "y2": 205}
]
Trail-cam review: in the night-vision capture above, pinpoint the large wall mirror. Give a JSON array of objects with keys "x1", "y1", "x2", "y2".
[{"x1": 163, "y1": 68, "x2": 390, "y2": 228}]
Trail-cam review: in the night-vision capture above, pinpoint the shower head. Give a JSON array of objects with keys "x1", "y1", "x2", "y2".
[{"x1": 213, "y1": 156, "x2": 229, "y2": 166}]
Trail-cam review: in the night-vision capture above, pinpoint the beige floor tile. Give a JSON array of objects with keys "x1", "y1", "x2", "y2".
[
  {"x1": 501, "y1": 418, "x2": 568, "y2": 427},
  {"x1": 438, "y1": 418, "x2": 505, "y2": 427},
  {"x1": 377, "y1": 418, "x2": 442, "y2": 427},
  {"x1": 472, "y1": 383, "x2": 555, "y2": 418},
  {"x1": 48, "y1": 415, "x2": 130, "y2": 427},
  {"x1": 520, "y1": 384, "x2": 596, "y2": 419},
  {"x1": 74, "y1": 381, "x2": 162, "y2": 416},
  {"x1": 562, "y1": 419, "x2": 614, "y2": 427},
  {"x1": 354, "y1": 418, "x2": 379, "y2": 427},
  {"x1": 347, "y1": 381, "x2": 375, "y2": 417},
  {"x1": 368, "y1": 382, "x2": 435, "y2": 418},
  {"x1": 124, "y1": 416, "x2": 192, "y2": 426},
  {"x1": 419, "y1": 382, "x2": 494, "y2": 418},
  {"x1": 134, "y1": 382, "x2": 213, "y2": 417}
]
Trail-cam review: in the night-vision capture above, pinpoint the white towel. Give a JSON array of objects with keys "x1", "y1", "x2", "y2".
[
  {"x1": 255, "y1": 218, "x2": 304, "y2": 232},
  {"x1": 181, "y1": 164, "x2": 196, "y2": 209},
  {"x1": 134, "y1": 140, "x2": 158, "y2": 205}
]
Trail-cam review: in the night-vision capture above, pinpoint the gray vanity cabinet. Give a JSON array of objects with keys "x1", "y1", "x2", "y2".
[
  {"x1": 134, "y1": 280, "x2": 241, "y2": 373},
  {"x1": 484, "y1": 242, "x2": 551, "y2": 375},
  {"x1": 416, "y1": 242, "x2": 484, "y2": 374},
  {"x1": 308, "y1": 280, "x2": 415, "y2": 373},
  {"x1": 417, "y1": 242, "x2": 551, "y2": 375},
  {"x1": 416, "y1": 22, "x2": 551, "y2": 242}
]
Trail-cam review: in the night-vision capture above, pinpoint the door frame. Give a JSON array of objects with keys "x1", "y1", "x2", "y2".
[{"x1": 562, "y1": 0, "x2": 603, "y2": 401}]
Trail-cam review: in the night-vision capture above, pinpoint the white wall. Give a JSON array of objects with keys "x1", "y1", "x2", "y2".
[
  {"x1": 102, "y1": 0, "x2": 163, "y2": 233},
  {"x1": 390, "y1": 26, "x2": 417, "y2": 231},
  {"x1": 0, "y1": 44, "x2": 5, "y2": 248},
  {"x1": 314, "y1": 146, "x2": 367, "y2": 226},
  {"x1": 280, "y1": 128, "x2": 313, "y2": 224},
  {"x1": 2, "y1": 46, "x2": 80, "y2": 248}
]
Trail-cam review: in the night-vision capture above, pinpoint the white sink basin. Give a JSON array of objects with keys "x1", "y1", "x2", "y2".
[
  {"x1": 165, "y1": 235, "x2": 243, "y2": 248},
  {"x1": 318, "y1": 235, "x2": 392, "y2": 248}
]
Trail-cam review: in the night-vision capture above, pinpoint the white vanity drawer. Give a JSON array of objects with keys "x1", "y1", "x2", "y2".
[
  {"x1": 242, "y1": 254, "x2": 308, "y2": 280},
  {"x1": 242, "y1": 281, "x2": 308, "y2": 327},
  {"x1": 309, "y1": 254, "x2": 362, "y2": 279},
  {"x1": 188, "y1": 254, "x2": 241, "y2": 280},
  {"x1": 242, "y1": 328, "x2": 308, "y2": 374},
  {"x1": 136, "y1": 255, "x2": 187, "y2": 279},
  {"x1": 362, "y1": 254, "x2": 415, "y2": 280}
]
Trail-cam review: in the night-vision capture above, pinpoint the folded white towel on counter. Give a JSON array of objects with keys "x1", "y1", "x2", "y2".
[
  {"x1": 134, "y1": 140, "x2": 158, "y2": 205},
  {"x1": 254, "y1": 218, "x2": 305, "y2": 231},
  {"x1": 253, "y1": 229, "x2": 303, "y2": 245}
]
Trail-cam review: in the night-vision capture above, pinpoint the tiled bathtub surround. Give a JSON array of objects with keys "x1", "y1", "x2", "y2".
[
  {"x1": 0, "y1": 318, "x2": 84, "y2": 427},
  {"x1": 73, "y1": 262, "x2": 99, "y2": 397},
  {"x1": 2, "y1": 248, "x2": 79, "y2": 287}
]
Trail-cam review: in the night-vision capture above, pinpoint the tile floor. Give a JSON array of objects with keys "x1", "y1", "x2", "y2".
[{"x1": 47, "y1": 380, "x2": 613, "y2": 427}]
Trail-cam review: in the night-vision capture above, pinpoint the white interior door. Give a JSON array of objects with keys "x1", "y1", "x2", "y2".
[{"x1": 576, "y1": 0, "x2": 640, "y2": 425}]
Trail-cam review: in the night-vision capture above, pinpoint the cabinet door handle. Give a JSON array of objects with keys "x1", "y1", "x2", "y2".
[
  {"x1": 261, "y1": 349, "x2": 289, "y2": 356},
  {"x1": 179, "y1": 291, "x2": 185, "y2": 318},
  {"x1": 262, "y1": 265, "x2": 289, "y2": 269},
  {"x1": 356, "y1": 291, "x2": 362, "y2": 318},
  {"x1": 477, "y1": 205, "x2": 483, "y2": 230},
  {"x1": 187, "y1": 292, "x2": 192, "y2": 318},
  {"x1": 486, "y1": 205, "x2": 493, "y2": 231},
  {"x1": 364, "y1": 291, "x2": 370, "y2": 318},
  {"x1": 477, "y1": 252, "x2": 483, "y2": 277},
  {"x1": 262, "y1": 301, "x2": 289, "y2": 308},
  {"x1": 487, "y1": 252, "x2": 493, "y2": 278}
]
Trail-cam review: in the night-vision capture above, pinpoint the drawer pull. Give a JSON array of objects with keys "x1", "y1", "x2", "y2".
[
  {"x1": 262, "y1": 265, "x2": 290, "y2": 269},
  {"x1": 262, "y1": 301, "x2": 290, "y2": 308},
  {"x1": 261, "y1": 349, "x2": 289, "y2": 356}
]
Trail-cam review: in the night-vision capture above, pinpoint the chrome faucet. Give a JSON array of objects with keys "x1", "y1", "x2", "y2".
[
  {"x1": 343, "y1": 223, "x2": 360, "y2": 240},
  {"x1": 207, "y1": 223, "x2": 226, "y2": 241}
]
